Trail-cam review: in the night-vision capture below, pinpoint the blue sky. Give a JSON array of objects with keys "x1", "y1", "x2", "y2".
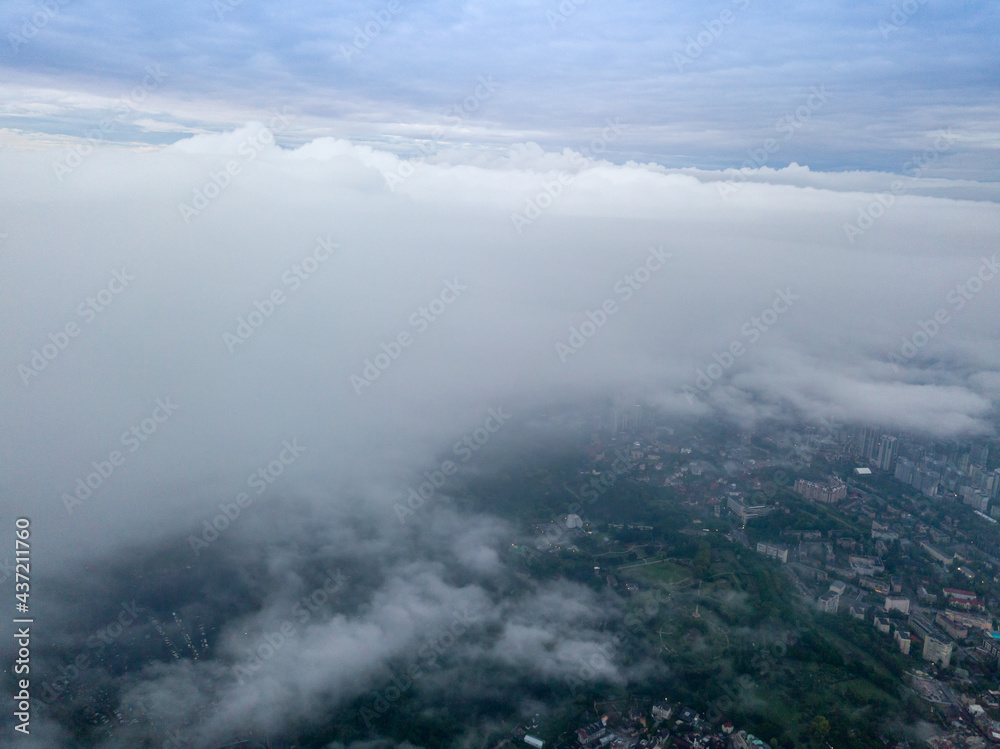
[{"x1": 2, "y1": 0, "x2": 998, "y2": 176}]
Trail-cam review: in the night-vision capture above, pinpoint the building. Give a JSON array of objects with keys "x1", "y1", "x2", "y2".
[
  {"x1": 942, "y1": 609, "x2": 993, "y2": 631},
  {"x1": 885, "y1": 595, "x2": 910, "y2": 614},
  {"x1": 854, "y1": 467, "x2": 872, "y2": 476},
  {"x1": 817, "y1": 591, "x2": 840, "y2": 613},
  {"x1": 861, "y1": 426, "x2": 880, "y2": 460},
  {"x1": 920, "y1": 541, "x2": 953, "y2": 566},
  {"x1": 794, "y1": 477, "x2": 847, "y2": 504},
  {"x1": 755, "y1": 541, "x2": 788, "y2": 563},
  {"x1": 982, "y1": 632, "x2": 1000, "y2": 664},
  {"x1": 524, "y1": 736, "x2": 544, "y2": 748},
  {"x1": 962, "y1": 489, "x2": 989, "y2": 512},
  {"x1": 651, "y1": 700, "x2": 673, "y2": 722},
  {"x1": 876, "y1": 435, "x2": 899, "y2": 471},
  {"x1": 849, "y1": 554, "x2": 885, "y2": 576},
  {"x1": 936, "y1": 612, "x2": 969, "y2": 640},
  {"x1": 871, "y1": 521, "x2": 899, "y2": 541},
  {"x1": 728, "y1": 495, "x2": 769, "y2": 523},
  {"x1": 922, "y1": 635, "x2": 954, "y2": 668},
  {"x1": 987, "y1": 468, "x2": 1000, "y2": 500},
  {"x1": 943, "y1": 588, "x2": 977, "y2": 601},
  {"x1": 874, "y1": 616, "x2": 892, "y2": 634},
  {"x1": 894, "y1": 458, "x2": 915, "y2": 484},
  {"x1": 895, "y1": 629, "x2": 912, "y2": 655},
  {"x1": 829, "y1": 580, "x2": 847, "y2": 596}
]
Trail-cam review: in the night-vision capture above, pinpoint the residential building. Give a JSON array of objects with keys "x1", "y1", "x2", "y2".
[
  {"x1": 794, "y1": 477, "x2": 847, "y2": 504},
  {"x1": 849, "y1": 554, "x2": 885, "y2": 576},
  {"x1": 894, "y1": 458, "x2": 915, "y2": 484},
  {"x1": 728, "y1": 495, "x2": 769, "y2": 522},
  {"x1": 936, "y1": 612, "x2": 969, "y2": 640},
  {"x1": 895, "y1": 629, "x2": 912, "y2": 655},
  {"x1": 876, "y1": 435, "x2": 899, "y2": 471},
  {"x1": 982, "y1": 632, "x2": 1000, "y2": 664},
  {"x1": 923, "y1": 635, "x2": 954, "y2": 668},
  {"x1": 817, "y1": 591, "x2": 840, "y2": 613},
  {"x1": 920, "y1": 541, "x2": 953, "y2": 566},
  {"x1": 885, "y1": 595, "x2": 910, "y2": 614},
  {"x1": 755, "y1": 541, "x2": 788, "y2": 563}
]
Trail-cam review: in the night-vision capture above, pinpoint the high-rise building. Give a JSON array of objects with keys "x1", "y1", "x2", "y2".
[
  {"x1": 877, "y1": 435, "x2": 898, "y2": 472},
  {"x1": 610, "y1": 408, "x2": 630, "y2": 436},
  {"x1": 861, "y1": 426, "x2": 880, "y2": 460},
  {"x1": 987, "y1": 468, "x2": 1000, "y2": 500},
  {"x1": 971, "y1": 443, "x2": 989, "y2": 467},
  {"x1": 894, "y1": 458, "x2": 914, "y2": 484}
]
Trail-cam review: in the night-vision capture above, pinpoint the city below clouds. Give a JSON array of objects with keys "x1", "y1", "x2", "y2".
[
  {"x1": 1, "y1": 2, "x2": 999, "y2": 746},
  {"x1": 2, "y1": 125, "x2": 998, "y2": 563}
]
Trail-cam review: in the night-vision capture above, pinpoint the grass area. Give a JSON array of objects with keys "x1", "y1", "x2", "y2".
[{"x1": 620, "y1": 558, "x2": 690, "y2": 585}]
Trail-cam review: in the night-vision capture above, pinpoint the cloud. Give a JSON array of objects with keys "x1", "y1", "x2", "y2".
[
  {"x1": 2, "y1": 1, "x2": 999, "y2": 173},
  {"x1": 0, "y1": 127, "x2": 998, "y2": 745}
]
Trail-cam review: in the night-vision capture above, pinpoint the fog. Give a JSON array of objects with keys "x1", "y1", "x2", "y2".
[{"x1": 1, "y1": 128, "x2": 998, "y2": 745}]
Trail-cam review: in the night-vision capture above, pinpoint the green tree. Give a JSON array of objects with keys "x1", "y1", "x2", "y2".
[
  {"x1": 695, "y1": 541, "x2": 712, "y2": 578},
  {"x1": 808, "y1": 715, "x2": 830, "y2": 746}
]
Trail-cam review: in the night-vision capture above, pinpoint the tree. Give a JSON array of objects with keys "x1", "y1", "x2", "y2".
[
  {"x1": 808, "y1": 715, "x2": 830, "y2": 746},
  {"x1": 695, "y1": 541, "x2": 712, "y2": 578}
]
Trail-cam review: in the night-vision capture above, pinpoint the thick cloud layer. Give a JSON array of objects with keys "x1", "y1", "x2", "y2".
[
  {"x1": 2, "y1": 129, "x2": 998, "y2": 555},
  {"x1": 1, "y1": 130, "x2": 998, "y2": 745}
]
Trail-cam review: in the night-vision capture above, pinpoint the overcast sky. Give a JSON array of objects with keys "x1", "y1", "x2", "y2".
[
  {"x1": 1, "y1": 2, "x2": 999, "y2": 747},
  {"x1": 2, "y1": 0, "x2": 999, "y2": 174}
]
